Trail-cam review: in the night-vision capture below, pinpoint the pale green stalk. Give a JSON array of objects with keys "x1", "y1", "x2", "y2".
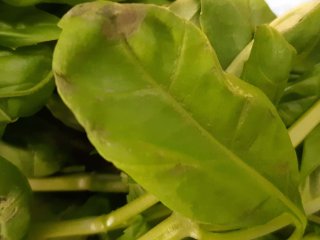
[
  {"x1": 28, "y1": 173, "x2": 128, "y2": 193},
  {"x1": 28, "y1": 193, "x2": 159, "y2": 239},
  {"x1": 288, "y1": 100, "x2": 320, "y2": 148},
  {"x1": 138, "y1": 214, "x2": 195, "y2": 240}
]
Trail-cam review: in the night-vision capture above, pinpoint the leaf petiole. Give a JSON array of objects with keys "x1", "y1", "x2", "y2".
[
  {"x1": 28, "y1": 193, "x2": 159, "y2": 239},
  {"x1": 28, "y1": 173, "x2": 128, "y2": 193}
]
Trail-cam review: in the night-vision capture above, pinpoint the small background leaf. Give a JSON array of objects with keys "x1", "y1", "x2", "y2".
[
  {"x1": 200, "y1": 0, "x2": 275, "y2": 69},
  {"x1": 0, "y1": 114, "x2": 89, "y2": 177},
  {"x1": 278, "y1": 64, "x2": 320, "y2": 127},
  {"x1": 0, "y1": 2, "x2": 60, "y2": 48},
  {"x1": 0, "y1": 45, "x2": 55, "y2": 134},
  {"x1": 241, "y1": 24, "x2": 295, "y2": 104}
]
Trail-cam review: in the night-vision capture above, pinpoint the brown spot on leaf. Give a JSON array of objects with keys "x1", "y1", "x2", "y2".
[{"x1": 101, "y1": 4, "x2": 146, "y2": 40}]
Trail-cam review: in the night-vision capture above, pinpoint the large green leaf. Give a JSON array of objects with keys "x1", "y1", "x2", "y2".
[
  {"x1": 53, "y1": 1, "x2": 304, "y2": 232},
  {"x1": 0, "y1": 2, "x2": 60, "y2": 48},
  {"x1": 0, "y1": 156, "x2": 32, "y2": 240},
  {"x1": 0, "y1": 45, "x2": 55, "y2": 134},
  {"x1": 278, "y1": 64, "x2": 320, "y2": 127},
  {"x1": 199, "y1": 0, "x2": 275, "y2": 69},
  {"x1": 241, "y1": 25, "x2": 295, "y2": 104}
]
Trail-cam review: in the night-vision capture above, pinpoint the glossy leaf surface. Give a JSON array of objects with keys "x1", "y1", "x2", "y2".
[
  {"x1": 241, "y1": 25, "x2": 295, "y2": 104},
  {"x1": 54, "y1": 2, "x2": 304, "y2": 230},
  {"x1": 0, "y1": 45, "x2": 55, "y2": 134},
  {"x1": 0, "y1": 156, "x2": 32, "y2": 240},
  {"x1": 200, "y1": 0, "x2": 275, "y2": 69},
  {"x1": 0, "y1": 2, "x2": 60, "y2": 48}
]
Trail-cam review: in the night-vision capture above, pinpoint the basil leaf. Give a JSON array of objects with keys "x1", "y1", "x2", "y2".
[
  {"x1": 278, "y1": 64, "x2": 320, "y2": 127},
  {"x1": 53, "y1": 2, "x2": 304, "y2": 231},
  {"x1": 273, "y1": 2, "x2": 320, "y2": 59},
  {"x1": 241, "y1": 25, "x2": 295, "y2": 104},
  {"x1": 0, "y1": 2, "x2": 60, "y2": 48},
  {"x1": 200, "y1": 0, "x2": 275, "y2": 69},
  {"x1": 0, "y1": 45, "x2": 55, "y2": 134}
]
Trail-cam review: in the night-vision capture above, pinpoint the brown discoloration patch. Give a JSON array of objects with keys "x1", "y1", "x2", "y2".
[
  {"x1": 63, "y1": 2, "x2": 146, "y2": 40},
  {"x1": 101, "y1": 4, "x2": 146, "y2": 40}
]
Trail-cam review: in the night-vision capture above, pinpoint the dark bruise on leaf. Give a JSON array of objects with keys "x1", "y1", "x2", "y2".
[
  {"x1": 63, "y1": 2, "x2": 146, "y2": 41},
  {"x1": 101, "y1": 4, "x2": 146, "y2": 40}
]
